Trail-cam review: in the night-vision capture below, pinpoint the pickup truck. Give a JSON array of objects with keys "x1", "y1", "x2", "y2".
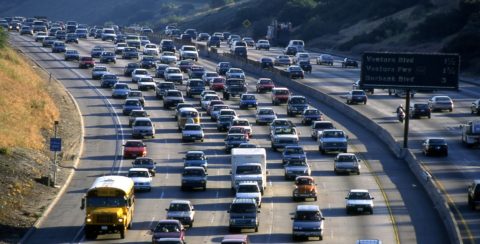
[
  {"x1": 318, "y1": 129, "x2": 348, "y2": 154},
  {"x1": 270, "y1": 127, "x2": 299, "y2": 152},
  {"x1": 461, "y1": 121, "x2": 480, "y2": 147},
  {"x1": 223, "y1": 78, "x2": 247, "y2": 100},
  {"x1": 179, "y1": 45, "x2": 199, "y2": 61}
]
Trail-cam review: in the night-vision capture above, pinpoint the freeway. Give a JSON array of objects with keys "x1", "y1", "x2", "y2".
[
  {"x1": 11, "y1": 32, "x2": 446, "y2": 243},
  {"x1": 210, "y1": 42, "x2": 480, "y2": 243}
]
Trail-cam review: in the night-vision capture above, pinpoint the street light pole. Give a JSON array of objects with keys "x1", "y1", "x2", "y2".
[{"x1": 403, "y1": 90, "x2": 411, "y2": 149}]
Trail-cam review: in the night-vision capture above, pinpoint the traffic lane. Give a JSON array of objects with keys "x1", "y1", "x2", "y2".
[
  {"x1": 70, "y1": 37, "x2": 394, "y2": 243},
  {"x1": 11, "y1": 34, "x2": 126, "y2": 243},
  {"x1": 194, "y1": 61, "x2": 399, "y2": 243}
]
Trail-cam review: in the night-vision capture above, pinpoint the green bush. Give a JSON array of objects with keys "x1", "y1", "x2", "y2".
[
  {"x1": 0, "y1": 28, "x2": 7, "y2": 49},
  {"x1": 0, "y1": 147, "x2": 11, "y2": 155},
  {"x1": 338, "y1": 18, "x2": 407, "y2": 50},
  {"x1": 410, "y1": 10, "x2": 468, "y2": 42}
]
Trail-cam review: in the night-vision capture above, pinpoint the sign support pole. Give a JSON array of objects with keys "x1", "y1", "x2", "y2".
[
  {"x1": 52, "y1": 121, "x2": 59, "y2": 187},
  {"x1": 403, "y1": 90, "x2": 411, "y2": 149}
]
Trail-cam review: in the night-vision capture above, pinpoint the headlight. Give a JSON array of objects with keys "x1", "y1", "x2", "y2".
[
  {"x1": 201, "y1": 180, "x2": 206, "y2": 184},
  {"x1": 293, "y1": 226, "x2": 302, "y2": 230},
  {"x1": 118, "y1": 218, "x2": 123, "y2": 223},
  {"x1": 86, "y1": 218, "x2": 92, "y2": 223},
  {"x1": 230, "y1": 219, "x2": 235, "y2": 224}
]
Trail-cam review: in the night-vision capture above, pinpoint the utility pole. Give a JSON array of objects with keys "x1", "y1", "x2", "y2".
[
  {"x1": 403, "y1": 90, "x2": 411, "y2": 149},
  {"x1": 52, "y1": 121, "x2": 60, "y2": 187}
]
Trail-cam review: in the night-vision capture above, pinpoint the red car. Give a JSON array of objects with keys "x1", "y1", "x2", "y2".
[
  {"x1": 78, "y1": 56, "x2": 95, "y2": 69},
  {"x1": 256, "y1": 78, "x2": 275, "y2": 93},
  {"x1": 271, "y1": 87, "x2": 290, "y2": 105},
  {"x1": 207, "y1": 100, "x2": 225, "y2": 115},
  {"x1": 210, "y1": 77, "x2": 226, "y2": 91},
  {"x1": 123, "y1": 140, "x2": 147, "y2": 159},
  {"x1": 151, "y1": 219, "x2": 185, "y2": 243}
]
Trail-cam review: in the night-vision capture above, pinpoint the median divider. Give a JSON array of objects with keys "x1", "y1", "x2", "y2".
[{"x1": 195, "y1": 42, "x2": 462, "y2": 244}]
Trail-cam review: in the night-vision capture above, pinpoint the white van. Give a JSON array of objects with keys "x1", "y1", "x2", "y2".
[{"x1": 288, "y1": 40, "x2": 305, "y2": 52}]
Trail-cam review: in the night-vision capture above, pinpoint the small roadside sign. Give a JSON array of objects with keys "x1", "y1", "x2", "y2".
[
  {"x1": 243, "y1": 19, "x2": 251, "y2": 28},
  {"x1": 50, "y1": 138, "x2": 62, "y2": 152}
]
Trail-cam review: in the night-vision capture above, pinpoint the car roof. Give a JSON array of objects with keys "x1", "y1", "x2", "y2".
[
  {"x1": 337, "y1": 153, "x2": 356, "y2": 157},
  {"x1": 170, "y1": 199, "x2": 191, "y2": 205},
  {"x1": 129, "y1": 168, "x2": 149, "y2": 172},
  {"x1": 186, "y1": 150, "x2": 204, "y2": 154},
  {"x1": 184, "y1": 166, "x2": 205, "y2": 171},
  {"x1": 296, "y1": 205, "x2": 320, "y2": 211},
  {"x1": 232, "y1": 198, "x2": 256, "y2": 204},
  {"x1": 222, "y1": 234, "x2": 248, "y2": 241},
  {"x1": 134, "y1": 117, "x2": 151, "y2": 122},
  {"x1": 350, "y1": 189, "x2": 369, "y2": 193},
  {"x1": 157, "y1": 219, "x2": 181, "y2": 224}
]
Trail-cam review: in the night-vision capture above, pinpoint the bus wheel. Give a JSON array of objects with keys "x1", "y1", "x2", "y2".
[{"x1": 120, "y1": 229, "x2": 125, "y2": 239}]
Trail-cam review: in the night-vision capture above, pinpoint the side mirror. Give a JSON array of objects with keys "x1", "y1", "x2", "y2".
[
  {"x1": 205, "y1": 173, "x2": 208, "y2": 176},
  {"x1": 154, "y1": 162, "x2": 157, "y2": 164},
  {"x1": 291, "y1": 217, "x2": 295, "y2": 220},
  {"x1": 257, "y1": 210, "x2": 261, "y2": 213},
  {"x1": 345, "y1": 197, "x2": 348, "y2": 199},
  {"x1": 165, "y1": 208, "x2": 169, "y2": 211},
  {"x1": 227, "y1": 210, "x2": 230, "y2": 213},
  {"x1": 80, "y1": 197, "x2": 85, "y2": 210},
  {"x1": 229, "y1": 171, "x2": 232, "y2": 174},
  {"x1": 371, "y1": 197, "x2": 375, "y2": 200},
  {"x1": 321, "y1": 217, "x2": 325, "y2": 220},
  {"x1": 346, "y1": 135, "x2": 349, "y2": 139}
]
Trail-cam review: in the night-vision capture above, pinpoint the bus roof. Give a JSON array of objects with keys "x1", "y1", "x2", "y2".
[{"x1": 88, "y1": 175, "x2": 134, "y2": 195}]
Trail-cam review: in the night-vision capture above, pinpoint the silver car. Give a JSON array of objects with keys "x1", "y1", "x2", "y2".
[
  {"x1": 165, "y1": 200, "x2": 195, "y2": 227},
  {"x1": 255, "y1": 107, "x2": 277, "y2": 125},
  {"x1": 334, "y1": 153, "x2": 361, "y2": 175},
  {"x1": 428, "y1": 95, "x2": 454, "y2": 112}
]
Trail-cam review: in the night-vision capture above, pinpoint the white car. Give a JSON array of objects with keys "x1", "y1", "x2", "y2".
[
  {"x1": 137, "y1": 76, "x2": 156, "y2": 91},
  {"x1": 311, "y1": 121, "x2": 335, "y2": 141},
  {"x1": 255, "y1": 107, "x2": 277, "y2": 125},
  {"x1": 128, "y1": 168, "x2": 152, "y2": 191},
  {"x1": 428, "y1": 95, "x2": 454, "y2": 112},
  {"x1": 165, "y1": 200, "x2": 195, "y2": 227},
  {"x1": 160, "y1": 51, "x2": 178, "y2": 64},
  {"x1": 293, "y1": 52, "x2": 310, "y2": 64},
  {"x1": 200, "y1": 94, "x2": 220, "y2": 110},
  {"x1": 225, "y1": 68, "x2": 246, "y2": 80},
  {"x1": 143, "y1": 43, "x2": 159, "y2": 56},
  {"x1": 231, "y1": 118, "x2": 252, "y2": 137},
  {"x1": 182, "y1": 123, "x2": 204, "y2": 142},
  {"x1": 236, "y1": 181, "x2": 262, "y2": 207},
  {"x1": 132, "y1": 117, "x2": 155, "y2": 139},
  {"x1": 164, "y1": 67, "x2": 184, "y2": 83},
  {"x1": 131, "y1": 69, "x2": 150, "y2": 83},
  {"x1": 345, "y1": 189, "x2": 374, "y2": 214},
  {"x1": 179, "y1": 45, "x2": 199, "y2": 61},
  {"x1": 255, "y1": 39, "x2": 270, "y2": 50},
  {"x1": 114, "y1": 43, "x2": 127, "y2": 54}
]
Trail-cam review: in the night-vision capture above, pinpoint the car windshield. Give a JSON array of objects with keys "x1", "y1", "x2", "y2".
[
  {"x1": 352, "y1": 91, "x2": 366, "y2": 95},
  {"x1": 273, "y1": 120, "x2": 291, "y2": 126},
  {"x1": 285, "y1": 147, "x2": 303, "y2": 154},
  {"x1": 289, "y1": 66, "x2": 302, "y2": 71},
  {"x1": 169, "y1": 203, "x2": 190, "y2": 211},
  {"x1": 296, "y1": 178, "x2": 314, "y2": 185},
  {"x1": 287, "y1": 159, "x2": 307, "y2": 166},
  {"x1": 275, "y1": 90, "x2": 289, "y2": 95},
  {"x1": 180, "y1": 111, "x2": 198, "y2": 117},
  {"x1": 233, "y1": 120, "x2": 248, "y2": 126},
  {"x1": 103, "y1": 75, "x2": 116, "y2": 79},
  {"x1": 134, "y1": 158, "x2": 153, "y2": 165},
  {"x1": 228, "y1": 135, "x2": 245, "y2": 140},
  {"x1": 167, "y1": 91, "x2": 182, "y2": 97},
  {"x1": 229, "y1": 69, "x2": 243, "y2": 74},
  {"x1": 304, "y1": 110, "x2": 319, "y2": 115},
  {"x1": 125, "y1": 100, "x2": 140, "y2": 106},
  {"x1": 167, "y1": 69, "x2": 181, "y2": 73},
  {"x1": 436, "y1": 97, "x2": 451, "y2": 101},
  {"x1": 314, "y1": 123, "x2": 333, "y2": 129},
  {"x1": 160, "y1": 83, "x2": 174, "y2": 89},
  {"x1": 184, "y1": 125, "x2": 201, "y2": 130},
  {"x1": 259, "y1": 109, "x2": 274, "y2": 115},
  {"x1": 186, "y1": 153, "x2": 203, "y2": 160},
  {"x1": 337, "y1": 155, "x2": 356, "y2": 162},
  {"x1": 214, "y1": 106, "x2": 228, "y2": 111},
  {"x1": 115, "y1": 84, "x2": 128, "y2": 89},
  {"x1": 140, "y1": 78, "x2": 153, "y2": 82},
  {"x1": 189, "y1": 80, "x2": 204, "y2": 86},
  {"x1": 230, "y1": 203, "x2": 256, "y2": 213},
  {"x1": 87, "y1": 197, "x2": 126, "y2": 207},
  {"x1": 129, "y1": 92, "x2": 142, "y2": 97},
  {"x1": 348, "y1": 192, "x2": 371, "y2": 200},
  {"x1": 125, "y1": 141, "x2": 143, "y2": 147},
  {"x1": 236, "y1": 165, "x2": 261, "y2": 174},
  {"x1": 290, "y1": 97, "x2": 306, "y2": 104},
  {"x1": 242, "y1": 95, "x2": 255, "y2": 100},
  {"x1": 94, "y1": 67, "x2": 107, "y2": 71},
  {"x1": 429, "y1": 139, "x2": 445, "y2": 145},
  {"x1": 295, "y1": 211, "x2": 322, "y2": 221},
  {"x1": 323, "y1": 131, "x2": 344, "y2": 138},
  {"x1": 220, "y1": 63, "x2": 230, "y2": 67},
  {"x1": 221, "y1": 110, "x2": 235, "y2": 116},
  {"x1": 184, "y1": 169, "x2": 204, "y2": 176},
  {"x1": 135, "y1": 120, "x2": 151, "y2": 126},
  {"x1": 154, "y1": 223, "x2": 180, "y2": 233},
  {"x1": 135, "y1": 70, "x2": 148, "y2": 75},
  {"x1": 128, "y1": 171, "x2": 149, "y2": 177},
  {"x1": 131, "y1": 111, "x2": 147, "y2": 117},
  {"x1": 229, "y1": 128, "x2": 244, "y2": 134},
  {"x1": 414, "y1": 104, "x2": 429, "y2": 109},
  {"x1": 275, "y1": 128, "x2": 295, "y2": 135},
  {"x1": 219, "y1": 116, "x2": 234, "y2": 122},
  {"x1": 183, "y1": 46, "x2": 196, "y2": 51},
  {"x1": 259, "y1": 79, "x2": 272, "y2": 84},
  {"x1": 238, "y1": 185, "x2": 259, "y2": 193}
]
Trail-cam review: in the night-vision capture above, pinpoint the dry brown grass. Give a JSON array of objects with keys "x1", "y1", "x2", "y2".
[{"x1": 0, "y1": 47, "x2": 59, "y2": 150}]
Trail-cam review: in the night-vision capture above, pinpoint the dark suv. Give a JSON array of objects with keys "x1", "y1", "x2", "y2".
[
  {"x1": 181, "y1": 167, "x2": 207, "y2": 191},
  {"x1": 468, "y1": 180, "x2": 480, "y2": 210},
  {"x1": 287, "y1": 95, "x2": 308, "y2": 117},
  {"x1": 410, "y1": 103, "x2": 431, "y2": 119},
  {"x1": 228, "y1": 198, "x2": 260, "y2": 232},
  {"x1": 186, "y1": 79, "x2": 206, "y2": 98},
  {"x1": 291, "y1": 205, "x2": 325, "y2": 241},
  {"x1": 207, "y1": 36, "x2": 221, "y2": 47}
]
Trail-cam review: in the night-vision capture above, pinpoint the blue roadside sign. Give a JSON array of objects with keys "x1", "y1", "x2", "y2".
[{"x1": 50, "y1": 138, "x2": 62, "y2": 152}]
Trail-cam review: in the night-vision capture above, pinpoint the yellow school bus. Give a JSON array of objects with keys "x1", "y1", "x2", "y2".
[
  {"x1": 177, "y1": 107, "x2": 200, "y2": 130},
  {"x1": 80, "y1": 175, "x2": 135, "y2": 239}
]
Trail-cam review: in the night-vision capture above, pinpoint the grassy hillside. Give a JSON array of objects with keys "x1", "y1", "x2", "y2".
[
  {"x1": 0, "y1": 31, "x2": 59, "y2": 151},
  {"x1": 177, "y1": 0, "x2": 480, "y2": 71},
  {"x1": 0, "y1": 0, "x2": 209, "y2": 25}
]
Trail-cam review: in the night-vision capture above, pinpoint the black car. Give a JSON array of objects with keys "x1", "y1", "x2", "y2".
[
  {"x1": 100, "y1": 51, "x2": 116, "y2": 64},
  {"x1": 100, "y1": 73, "x2": 119, "y2": 88},
  {"x1": 342, "y1": 58, "x2": 359, "y2": 68},
  {"x1": 122, "y1": 47, "x2": 139, "y2": 59},
  {"x1": 287, "y1": 65, "x2": 305, "y2": 79},
  {"x1": 216, "y1": 62, "x2": 231, "y2": 75},
  {"x1": 132, "y1": 157, "x2": 157, "y2": 176},
  {"x1": 188, "y1": 66, "x2": 206, "y2": 79},
  {"x1": 422, "y1": 138, "x2": 448, "y2": 157},
  {"x1": 207, "y1": 36, "x2": 221, "y2": 47},
  {"x1": 181, "y1": 167, "x2": 207, "y2": 191},
  {"x1": 410, "y1": 103, "x2": 431, "y2": 119},
  {"x1": 298, "y1": 61, "x2": 312, "y2": 73},
  {"x1": 284, "y1": 46, "x2": 297, "y2": 56},
  {"x1": 232, "y1": 46, "x2": 247, "y2": 58},
  {"x1": 160, "y1": 39, "x2": 176, "y2": 52},
  {"x1": 124, "y1": 63, "x2": 140, "y2": 77},
  {"x1": 64, "y1": 50, "x2": 80, "y2": 61},
  {"x1": 140, "y1": 56, "x2": 156, "y2": 69},
  {"x1": 114, "y1": 34, "x2": 126, "y2": 44},
  {"x1": 260, "y1": 57, "x2": 274, "y2": 69},
  {"x1": 155, "y1": 64, "x2": 169, "y2": 78},
  {"x1": 224, "y1": 133, "x2": 248, "y2": 153}
]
